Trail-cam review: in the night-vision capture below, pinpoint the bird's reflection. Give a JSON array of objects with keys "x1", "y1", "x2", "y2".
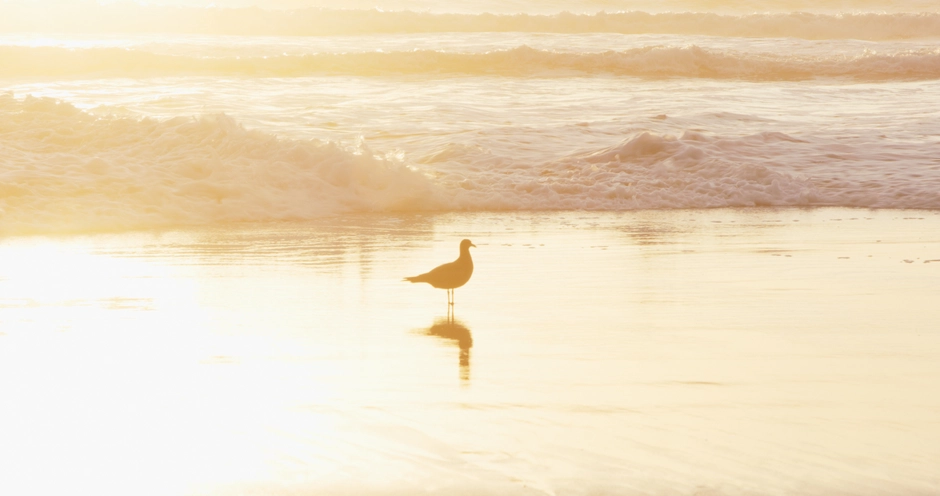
[{"x1": 421, "y1": 316, "x2": 473, "y2": 384}]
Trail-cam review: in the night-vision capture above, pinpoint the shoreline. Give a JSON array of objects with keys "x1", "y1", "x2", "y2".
[{"x1": 3, "y1": 205, "x2": 940, "y2": 239}]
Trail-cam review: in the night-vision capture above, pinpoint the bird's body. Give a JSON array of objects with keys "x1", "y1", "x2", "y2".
[{"x1": 404, "y1": 239, "x2": 475, "y2": 305}]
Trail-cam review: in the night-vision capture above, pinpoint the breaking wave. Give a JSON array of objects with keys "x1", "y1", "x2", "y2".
[
  {"x1": 4, "y1": 45, "x2": 940, "y2": 81},
  {"x1": 3, "y1": 8, "x2": 940, "y2": 40},
  {"x1": 456, "y1": 130, "x2": 940, "y2": 212},
  {"x1": 0, "y1": 95, "x2": 445, "y2": 234},
  {"x1": 3, "y1": 95, "x2": 940, "y2": 234}
]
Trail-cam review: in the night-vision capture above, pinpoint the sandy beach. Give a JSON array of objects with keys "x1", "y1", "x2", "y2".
[
  {"x1": 1, "y1": 208, "x2": 937, "y2": 495},
  {"x1": 4, "y1": 0, "x2": 940, "y2": 492}
]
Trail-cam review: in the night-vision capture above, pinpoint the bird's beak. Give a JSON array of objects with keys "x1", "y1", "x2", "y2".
[{"x1": 471, "y1": 243, "x2": 477, "y2": 248}]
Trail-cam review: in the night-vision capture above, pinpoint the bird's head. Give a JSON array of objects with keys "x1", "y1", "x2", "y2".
[{"x1": 460, "y1": 239, "x2": 476, "y2": 251}]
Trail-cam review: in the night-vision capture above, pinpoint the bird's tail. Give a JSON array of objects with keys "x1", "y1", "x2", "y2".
[{"x1": 403, "y1": 275, "x2": 426, "y2": 283}]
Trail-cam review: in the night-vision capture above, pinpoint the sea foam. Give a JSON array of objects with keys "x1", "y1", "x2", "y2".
[
  {"x1": 0, "y1": 95, "x2": 444, "y2": 234},
  {"x1": 2, "y1": 95, "x2": 939, "y2": 234}
]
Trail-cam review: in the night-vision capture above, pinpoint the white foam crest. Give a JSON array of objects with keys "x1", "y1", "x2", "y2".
[
  {"x1": 438, "y1": 132, "x2": 820, "y2": 211},
  {"x1": 4, "y1": 44, "x2": 940, "y2": 81},
  {"x1": 433, "y1": 131, "x2": 940, "y2": 211},
  {"x1": 0, "y1": 95, "x2": 445, "y2": 234}
]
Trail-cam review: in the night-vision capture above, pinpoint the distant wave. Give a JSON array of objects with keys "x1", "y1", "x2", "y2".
[
  {"x1": 7, "y1": 0, "x2": 935, "y2": 16},
  {"x1": 3, "y1": 45, "x2": 940, "y2": 81},
  {"x1": 2, "y1": 8, "x2": 940, "y2": 40},
  {"x1": 3, "y1": 95, "x2": 939, "y2": 235}
]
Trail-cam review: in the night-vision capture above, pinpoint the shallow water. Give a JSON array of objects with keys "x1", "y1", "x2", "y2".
[
  {"x1": 2, "y1": 1, "x2": 940, "y2": 492},
  {"x1": 1, "y1": 209, "x2": 938, "y2": 495}
]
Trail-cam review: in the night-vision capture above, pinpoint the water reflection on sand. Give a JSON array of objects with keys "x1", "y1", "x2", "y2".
[
  {"x1": 419, "y1": 316, "x2": 473, "y2": 383},
  {"x1": 1, "y1": 209, "x2": 939, "y2": 496}
]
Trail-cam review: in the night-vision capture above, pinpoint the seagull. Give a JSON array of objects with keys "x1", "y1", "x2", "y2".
[{"x1": 404, "y1": 239, "x2": 475, "y2": 306}]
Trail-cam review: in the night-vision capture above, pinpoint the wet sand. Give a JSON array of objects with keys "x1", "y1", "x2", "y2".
[{"x1": 1, "y1": 208, "x2": 938, "y2": 496}]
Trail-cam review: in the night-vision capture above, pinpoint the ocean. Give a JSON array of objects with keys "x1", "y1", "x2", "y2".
[
  {"x1": 3, "y1": 0, "x2": 940, "y2": 233},
  {"x1": 1, "y1": 1, "x2": 939, "y2": 495}
]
